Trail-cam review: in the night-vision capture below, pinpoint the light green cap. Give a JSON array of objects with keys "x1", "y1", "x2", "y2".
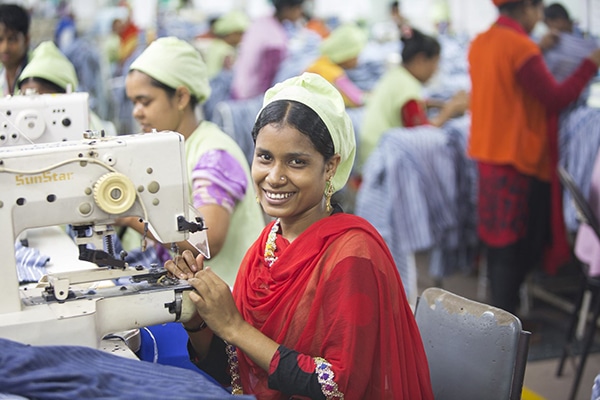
[
  {"x1": 432, "y1": 0, "x2": 450, "y2": 22},
  {"x1": 261, "y1": 72, "x2": 356, "y2": 192},
  {"x1": 320, "y1": 23, "x2": 367, "y2": 64},
  {"x1": 18, "y1": 41, "x2": 78, "y2": 91},
  {"x1": 213, "y1": 10, "x2": 250, "y2": 36},
  {"x1": 129, "y1": 36, "x2": 211, "y2": 104}
]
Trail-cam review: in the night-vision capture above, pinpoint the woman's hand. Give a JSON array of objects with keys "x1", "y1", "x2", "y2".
[
  {"x1": 188, "y1": 267, "x2": 246, "y2": 344},
  {"x1": 588, "y1": 48, "x2": 600, "y2": 67},
  {"x1": 538, "y1": 30, "x2": 560, "y2": 52},
  {"x1": 442, "y1": 90, "x2": 469, "y2": 118},
  {"x1": 165, "y1": 249, "x2": 203, "y2": 280},
  {"x1": 114, "y1": 216, "x2": 140, "y2": 227}
]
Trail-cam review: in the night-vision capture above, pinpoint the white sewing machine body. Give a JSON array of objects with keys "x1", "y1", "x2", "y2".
[
  {"x1": 0, "y1": 92, "x2": 89, "y2": 146},
  {"x1": 0, "y1": 131, "x2": 202, "y2": 348}
]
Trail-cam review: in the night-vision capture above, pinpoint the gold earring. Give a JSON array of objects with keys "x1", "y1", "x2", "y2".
[
  {"x1": 256, "y1": 196, "x2": 260, "y2": 204},
  {"x1": 325, "y1": 178, "x2": 334, "y2": 213}
]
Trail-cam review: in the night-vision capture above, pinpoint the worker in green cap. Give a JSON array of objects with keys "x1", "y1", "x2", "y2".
[
  {"x1": 200, "y1": 10, "x2": 249, "y2": 79},
  {"x1": 305, "y1": 22, "x2": 368, "y2": 108},
  {"x1": 17, "y1": 40, "x2": 114, "y2": 135},
  {"x1": 18, "y1": 41, "x2": 78, "y2": 94},
  {"x1": 123, "y1": 36, "x2": 265, "y2": 287}
]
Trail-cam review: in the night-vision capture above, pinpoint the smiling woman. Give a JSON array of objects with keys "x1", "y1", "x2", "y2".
[
  {"x1": 251, "y1": 101, "x2": 340, "y2": 239},
  {"x1": 166, "y1": 72, "x2": 434, "y2": 399}
]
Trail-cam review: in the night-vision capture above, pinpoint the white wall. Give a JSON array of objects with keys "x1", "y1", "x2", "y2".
[
  {"x1": 313, "y1": 0, "x2": 372, "y2": 22},
  {"x1": 192, "y1": 0, "x2": 244, "y2": 17},
  {"x1": 577, "y1": 0, "x2": 600, "y2": 37},
  {"x1": 447, "y1": 0, "x2": 497, "y2": 37}
]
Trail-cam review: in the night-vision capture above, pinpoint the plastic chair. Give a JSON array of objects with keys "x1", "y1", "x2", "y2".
[
  {"x1": 414, "y1": 287, "x2": 530, "y2": 400},
  {"x1": 556, "y1": 165, "x2": 600, "y2": 400}
]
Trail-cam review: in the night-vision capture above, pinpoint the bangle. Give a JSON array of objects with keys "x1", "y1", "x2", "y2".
[{"x1": 183, "y1": 320, "x2": 207, "y2": 333}]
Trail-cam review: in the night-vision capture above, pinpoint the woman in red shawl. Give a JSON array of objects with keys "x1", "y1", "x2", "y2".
[{"x1": 166, "y1": 73, "x2": 433, "y2": 399}]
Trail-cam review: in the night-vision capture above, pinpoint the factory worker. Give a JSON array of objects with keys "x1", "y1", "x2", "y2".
[
  {"x1": 305, "y1": 22, "x2": 368, "y2": 108},
  {"x1": 17, "y1": 40, "x2": 111, "y2": 134},
  {"x1": 201, "y1": 10, "x2": 249, "y2": 79},
  {"x1": 123, "y1": 36, "x2": 265, "y2": 287}
]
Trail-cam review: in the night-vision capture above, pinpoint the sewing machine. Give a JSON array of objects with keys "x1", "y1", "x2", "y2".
[
  {"x1": 0, "y1": 92, "x2": 89, "y2": 146},
  {"x1": 0, "y1": 130, "x2": 208, "y2": 349}
]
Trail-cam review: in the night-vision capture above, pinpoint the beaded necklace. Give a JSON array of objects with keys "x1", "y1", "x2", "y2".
[
  {"x1": 264, "y1": 218, "x2": 280, "y2": 267},
  {"x1": 224, "y1": 219, "x2": 280, "y2": 394}
]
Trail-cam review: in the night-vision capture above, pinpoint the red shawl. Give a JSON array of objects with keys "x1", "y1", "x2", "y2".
[{"x1": 232, "y1": 213, "x2": 433, "y2": 399}]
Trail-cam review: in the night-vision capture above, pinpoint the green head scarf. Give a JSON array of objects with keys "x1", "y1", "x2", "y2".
[
  {"x1": 129, "y1": 36, "x2": 211, "y2": 104},
  {"x1": 213, "y1": 10, "x2": 250, "y2": 36},
  {"x1": 18, "y1": 41, "x2": 78, "y2": 92},
  {"x1": 320, "y1": 23, "x2": 367, "y2": 64},
  {"x1": 261, "y1": 72, "x2": 356, "y2": 192}
]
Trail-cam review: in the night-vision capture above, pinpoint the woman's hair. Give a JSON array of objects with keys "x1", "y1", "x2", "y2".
[
  {"x1": 17, "y1": 77, "x2": 65, "y2": 94},
  {"x1": 401, "y1": 28, "x2": 440, "y2": 63},
  {"x1": 544, "y1": 3, "x2": 570, "y2": 21},
  {"x1": 499, "y1": 0, "x2": 542, "y2": 12},
  {"x1": 272, "y1": 0, "x2": 305, "y2": 12},
  {"x1": 0, "y1": 4, "x2": 30, "y2": 36},
  {"x1": 251, "y1": 100, "x2": 335, "y2": 161},
  {"x1": 141, "y1": 73, "x2": 199, "y2": 109}
]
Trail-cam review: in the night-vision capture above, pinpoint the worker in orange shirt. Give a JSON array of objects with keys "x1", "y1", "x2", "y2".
[{"x1": 468, "y1": 0, "x2": 600, "y2": 315}]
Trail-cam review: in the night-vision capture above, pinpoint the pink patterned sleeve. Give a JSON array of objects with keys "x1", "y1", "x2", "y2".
[{"x1": 190, "y1": 149, "x2": 248, "y2": 213}]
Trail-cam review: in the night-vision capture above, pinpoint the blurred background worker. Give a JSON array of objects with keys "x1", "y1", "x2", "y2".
[
  {"x1": 199, "y1": 10, "x2": 249, "y2": 80},
  {"x1": 230, "y1": 0, "x2": 305, "y2": 100},
  {"x1": 17, "y1": 40, "x2": 114, "y2": 134},
  {"x1": 305, "y1": 22, "x2": 368, "y2": 108},
  {"x1": 0, "y1": 3, "x2": 30, "y2": 96}
]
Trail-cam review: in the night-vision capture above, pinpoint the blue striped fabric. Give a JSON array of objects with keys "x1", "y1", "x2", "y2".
[
  {"x1": 15, "y1": 241, "x2": 50, "y2": 283},
  {"x1": 593, "y1": 372, "x2": 600, "y2": 400},
  {"x1": 271, "y1": 22, "x2": 321, "y2": 87},
  {"x1": 355, "y1": 116, "x2": 478, "y2": 299},
  {"x1": 0, "y1": 338, "x2": 255, "y2": 400},
  {"x1": 544, "y1": 32, "x2": 599, "y2": 83},
  {"x1": 212, "y1": 96, "x2": 263, "y2": 167},
  {"x1": 559, "y1": 105, "x2": 600, "y2": 233},
  {"x1": 204, "y1": 70, "x2": 234, "y2": 122},
  {"x1": 423, "y1": 33, "x2": 472, "y2": 101},
  {"x1": 544, "y1": 32, "x2": 599, "y2": 106},
  {"x1": 345, "y1": 59, "x2": 386, "y2": 92},
  {"x1": 63, "y1": 37, "x2": 109, "y2": 120}
]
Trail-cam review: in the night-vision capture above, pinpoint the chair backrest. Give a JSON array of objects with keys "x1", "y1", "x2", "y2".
[
  {"x1": 558, "y1": 165, "x2": 600, "y2": 239},
  {"x1": 414, "y1": 287, "x2": 530, "y2": 400}
]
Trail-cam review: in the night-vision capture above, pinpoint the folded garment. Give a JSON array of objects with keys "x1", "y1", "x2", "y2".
[
  {"x1": 545, "y1": 32, "x2": 599, "y2": 83},
  {"x1": 15, "y1": 240, "x2": 50, "y2": 284},
  {"x1": 0, "y1": 338, "x2": 255, "y2": 400},
  {"x1": 593, "y1": 372, "x2": 600, "y2": 400}
]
